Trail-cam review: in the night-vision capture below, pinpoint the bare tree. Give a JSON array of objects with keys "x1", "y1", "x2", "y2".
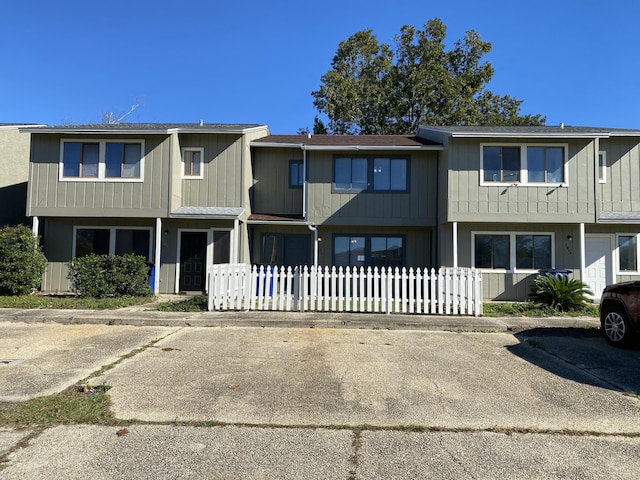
[{"x1": 101, "y1": 103, "x2": 140, "y2": 124}]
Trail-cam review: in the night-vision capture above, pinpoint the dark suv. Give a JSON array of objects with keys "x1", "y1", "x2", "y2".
[{"x1": 600, "y1": 281, "x2": 640, "y2": 346}]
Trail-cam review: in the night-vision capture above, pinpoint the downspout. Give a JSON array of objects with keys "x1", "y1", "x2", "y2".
[
  {"x1": 303, "y1": 141, "x2": 318, "y2": 267},
  {"x1": 434, "y1": 151, "x2": 440, "y2": 268}
]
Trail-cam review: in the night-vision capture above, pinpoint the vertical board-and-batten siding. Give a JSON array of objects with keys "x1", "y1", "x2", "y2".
[
  {"x1": 28, "y1": 134, "x2": 169, "y2": 217},
  {"x1": 307, "y1": 150, "x2": 437, "y2": 226},
  {"x1": 599, "y1": 137, "x2": 640, "y2": 212},
  {"x1": 446, "y1": 138, "x2": 596, "y2": 223},
  {"x1": 180, "y1": 133, "x2": 244, "y2": 208},
  {"x1": 251, "y1": 147, "x2": 304, "y2": 215}
]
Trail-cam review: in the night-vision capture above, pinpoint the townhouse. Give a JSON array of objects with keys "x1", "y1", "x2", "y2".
[{"x1": 21, "y1": 123, "x2": 640, "y2": 301}]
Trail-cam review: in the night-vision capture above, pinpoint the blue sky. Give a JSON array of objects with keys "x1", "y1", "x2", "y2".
[{"x1": 2, "y1": 0, "x2": 638, "y2": 133}]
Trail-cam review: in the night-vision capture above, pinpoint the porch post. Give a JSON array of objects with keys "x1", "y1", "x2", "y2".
[
  {"x1": 154, "y1": 218, "x2": 162, "y2": 294},
  {"x1": 233, "y1": 218, "x2": 240, "y2": 263},
  {"x1": 31, "y1": 216, "x2": 39, "y2": 238},
  {"x1": 452, "y1": 221, "x2": 458, "y2": 268},
  {"x1": 579, "y1": 222, "x2": 585, "y2": 280}
]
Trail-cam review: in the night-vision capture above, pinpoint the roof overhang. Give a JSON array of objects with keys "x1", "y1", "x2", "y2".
[
  {"x1": 418, "y1": 126, "x2": 640, "y2": 139},
  {"x1": 250, "y1": 142, "x2": 443, "y2": 151},
  {"x1": 170, "y1": 207, "x2": 245, "y2": 219},
  {"x1": 20, "y1": 125, "x2": 267, "y2": 135}
]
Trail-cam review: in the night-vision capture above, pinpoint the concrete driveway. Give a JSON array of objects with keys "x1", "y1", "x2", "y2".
[{"x1": 2, "y1": 320, "x2": 640, "y2": 478}]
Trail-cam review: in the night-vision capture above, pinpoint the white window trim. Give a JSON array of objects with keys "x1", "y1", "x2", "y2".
[
  {"x1": 72, "y1": 226, "x2": 153, "y2": 259},
  {"x1": 598, "y1": 151, "x2": 607, "y2": 184},
  {"x1": 59, "y1": 139, "x2": 145, "y2": 182},
  {"x1": 181, "y1": 147, "x2": 204, "y2": 179},
  {"x1": 471, "y1": 231, "x2": 556, "y2": 273},
  {"x1": 615, "y1": 233, "x2": 640, "y2": 275},
  {"x1": 480, "y1": 143, "x2": 569, "y2": 187}
]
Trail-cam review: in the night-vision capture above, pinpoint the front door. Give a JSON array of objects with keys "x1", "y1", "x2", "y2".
[
  {"x1": 179, "y1": 232, "x2": 207, "y2": 292},
  {"x1": 584, "y1": 235, "x2": 613, "y2": 301}
]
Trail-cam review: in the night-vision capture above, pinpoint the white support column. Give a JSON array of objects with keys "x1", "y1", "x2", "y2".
[
  {"x1": 31, "y1": 216, "x2": 39, "y2": 238},
  {"x1": 579, "y1": 222, "x2": 585, "y2": 279},
  {"x1": 452, "y1": 221, "x2": 458, "y2": 268},
  {"x1": 154, "y1": 218, "x2": 162, "y2": 295},
  {"x1": 233, "y1": 218, "x2": 240, "y2": 263}
]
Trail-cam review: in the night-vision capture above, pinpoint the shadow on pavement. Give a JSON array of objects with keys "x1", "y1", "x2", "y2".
[{"x1": 506, "y1": 327, "x2": 640, "y2": 394}]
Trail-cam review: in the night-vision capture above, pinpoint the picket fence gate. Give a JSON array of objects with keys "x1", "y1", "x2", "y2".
[{"x1": 207, "y1": 264, "x2": 482, "y2": 316}]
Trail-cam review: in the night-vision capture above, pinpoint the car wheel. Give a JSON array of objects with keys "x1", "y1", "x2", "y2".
[{"x1": 601, "y1": 305, "x2": 634, "y2": 347}]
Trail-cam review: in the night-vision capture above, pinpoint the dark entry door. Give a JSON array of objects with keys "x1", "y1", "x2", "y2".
[{"x1": 180, "y1": 232, "x2": 207, "y2": 292}]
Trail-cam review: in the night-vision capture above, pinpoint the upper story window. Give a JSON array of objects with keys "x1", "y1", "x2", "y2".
[
  {"x1": 61, "y1": 140, "x2": 144, "y2": 181},
  {"x1": 289, "y1": 160, "x2": 304, "y2": 188},
  {"x1": 481, "y1": 144, "x2": 567, "y2": 186},
  {"x1": 182, "y1": 147, "x2": 203, "y2": 178},
  {"x1": 333, "y1": 156, "x2": 408, "y2": 193},
  {"x1": 598, "y1": 151, "x2": 607, "y2": 183},
  {"x1": 473, "y1": 232, "x2": 553, "y2": 271}
]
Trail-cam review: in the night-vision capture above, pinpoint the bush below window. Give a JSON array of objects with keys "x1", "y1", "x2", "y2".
[{"x1": 67, "y1": 254, "x2": 152, "y2": 298}]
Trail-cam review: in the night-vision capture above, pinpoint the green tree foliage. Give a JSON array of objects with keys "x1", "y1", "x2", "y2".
[
  {"x1": 312, "y1": 18, "x2": 545, "y2": 134},
  {"x1": 67, "y1": 254, "x2": 152, "y2": 298},
  {"x1": 0, "y1": 225, "x2": 47, "y2": 295},
  {"x1": 529, "y1": 273, "x2": 593, "y2": 311}
]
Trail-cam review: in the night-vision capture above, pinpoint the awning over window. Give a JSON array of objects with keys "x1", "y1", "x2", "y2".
[
  {"x1": 170, "y1": 207, "x2": 245, "y2": 219},
  {"x1": 598, "y1": 211, "x2": 640, "y2": 223}
]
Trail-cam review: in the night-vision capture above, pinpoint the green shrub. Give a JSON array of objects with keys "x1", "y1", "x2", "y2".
[
  {"x1": 67, "y1": 254, "x2": 152, "y2": 298},
  {"x1": 529, "y1": 273, "x2": 593, "y2": 311},
  {"x1": 0, "y1": 225, "x2": 47, "y2": 295}
]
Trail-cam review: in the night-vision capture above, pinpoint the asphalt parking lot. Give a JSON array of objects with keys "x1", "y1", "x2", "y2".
[{"x1": 1, "y1": 316, "x2": 640, "y2": 479}]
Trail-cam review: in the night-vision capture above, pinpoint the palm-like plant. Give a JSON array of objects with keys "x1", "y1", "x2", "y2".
[{"x1": 529, "y1": 273, "x2": 593, "y2": 311}]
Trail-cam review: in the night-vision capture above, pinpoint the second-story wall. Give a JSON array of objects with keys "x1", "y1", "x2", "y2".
[
  {"x1": 307, "y1": 149, "x2": 438, "y2": 226},
  {"x1": 28, "y1": 133, "x2": 170, "y2": 218},
  {"x1": 177, "y1": 133, "x2": 247, "y2": 210},
  {"x1": 598, "y1": 136, "x2": 640, "y2": 213},
  {"x1": 251, "y1": 146, "x2": 304, "y2": 216},
  {"x1": 445, "y1": 137, "x2": 597, "y2": 223}
]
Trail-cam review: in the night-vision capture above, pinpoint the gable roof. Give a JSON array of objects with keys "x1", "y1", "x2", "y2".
[
  {"x1": 20, "y1": 123, "x2": 267, "y2": 135},
  {"x1": 251, "y1": 134, "x2": 442, "y2": 150},
  {"x1": 418, "y1": 125, "x2": 640, "y2": 138}
]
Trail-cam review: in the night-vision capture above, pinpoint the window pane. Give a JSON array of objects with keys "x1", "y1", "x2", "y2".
[
  {"x1": 533, "y1": 235, "x2": 551, "y2": 269},
  {"x1": 390, "y1": 159, "x2": 407, "y2": 190},
  {"x1": 483, "y1": 147, "x2": 501, "y2": 182},
  {"x1": 351, "y1": 159, "x2": 368, "y2": 190},
  {"x1": 527, "y1": 147, "x2": 545, "y2": 183},
  {"x1": 63, "y1": 143, "x2": 81, "y2": 177},
  {"x1": 334, "y1": 236, "x2": 350, "y2": 266},
  {"x1": 115, "y1": 229, "x2": 150, "y2": 259},
  {"x1": 191, "y1": 151, "x2": 201, "y2": 176},
  {"x1": 546, "y1": 147, "x2": 563, "y2": 183},
  {"x1": 493, "y1": 235, "x2": 510, "y2": 269},
  {"x1": 516, "y1": 235, "x2": 533, "y2": 269},
  {"x1": 123, "y1": 144, "x2": 141, "y2": 178},
  {"x1": 349, "y1": 237, "x2": 366, "y2": 266},
  {"x1": 105, "y1": 143, "x2": 123, "y2": 177},
  {"x1": 213, "y1": 231, "x2": 231, "y2": 264},
  {"x1": 81, "y1": 144, "x2": 99, "y2": 177},
  {"x1": 262, "y1": 234, "x2": 279, "y2": 265},
  {"x1": 502, "y1": 147, "x2": 520, "y2": 182},
  {"x1": 75, "y1": 229, "x2": 110, "y2": 258},
  {"x1": 474, "y1": 235, "x2": 493, "y2": 268},
  {"x1": 290, "y1": 161, "x2": 302, "y2": 187},
  {"x1": 334, "y1": 158, "x2": 351, "y2": 189},
  {"x1": 619, "y1": 236, "x2": 637, "y2": 271},
  {"x1": 373, "y1": 158, "x2": 390, "y2": 191},
  {"x1": 372, "y1": 236, "x2": 403, "y2": 267}
]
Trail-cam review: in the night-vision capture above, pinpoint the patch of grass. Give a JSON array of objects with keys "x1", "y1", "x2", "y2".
[
  {"x1": 155, "y1": 295, "x2": 208, "y2": 312},
  {"x1": 0, "y1": 386, "x2": 117, "y2": 427},
  {"x1": 0, "y1": 295, "x2": 152, "y2": 310},
  {"x1": 482, "y1": 301, "x2": 599, "y2": 318}
]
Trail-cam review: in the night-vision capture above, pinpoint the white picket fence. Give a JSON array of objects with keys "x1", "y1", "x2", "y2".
[{"x1": 208, "y1": 264, "x2": 482, "y2": 316}]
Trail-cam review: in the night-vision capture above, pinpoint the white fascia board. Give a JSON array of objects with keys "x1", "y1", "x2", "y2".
[
  {"x1": 246, "y1": 219, "x2": 311, "y2": 226},
  {"x1": 302, "y1": 145, "x2": 443, "y2": 151},
  {"x1": 250, "y1": 142, "x2": 305, "y2": 148}
]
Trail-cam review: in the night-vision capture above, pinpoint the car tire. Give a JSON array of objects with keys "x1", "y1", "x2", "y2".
[{"x1": 601, "y1": 305, "x2": 635, "y2": 347}]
